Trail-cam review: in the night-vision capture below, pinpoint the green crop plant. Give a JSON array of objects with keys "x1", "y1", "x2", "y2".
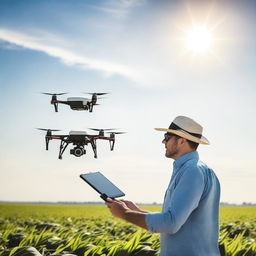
[{"x1": 0, "y1": 204, "x2": 255, "y2": 256}]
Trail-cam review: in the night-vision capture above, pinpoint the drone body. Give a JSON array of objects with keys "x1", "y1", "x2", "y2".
[
  {"x1": 66, "y1": 97, "x2": 92, "y2": 111},
  {"x1": 37, "y1": 128, "x2": 124, "y2": 160},
  {"x1": 42, "y1": 92, "x2": 108, "y2": 112}
]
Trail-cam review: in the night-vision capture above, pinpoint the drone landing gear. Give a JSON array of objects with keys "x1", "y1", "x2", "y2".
[
  {"x1": 51, "y1": 98, "x2": 58, "y2": 112},
  {"x1": 53, "y1": 102, "x2": 58, "y2": 112},
  {"x1": 90, "y1": 140, "x2": 97, "y2": 158},
  {"x1": 109, "y1": 140, "x2": 115, "y2": 151},
  {"x1": 45, "y1": 137, "x2": 50, "y2": 150},
  {"x1": 58, "y1": 140, "x2": 69, "y2": 159}
]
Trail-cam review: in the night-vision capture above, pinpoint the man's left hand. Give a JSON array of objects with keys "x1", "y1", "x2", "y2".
[{"x1": 106, "y1": 198, "x2": 130, "y2": 219}]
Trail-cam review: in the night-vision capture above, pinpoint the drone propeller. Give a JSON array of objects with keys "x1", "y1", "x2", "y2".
[
  {"x1": 41, "y1": 92, "x2": 68, "y2": 96},
  {"x1": 37, "y1": 128, "x2": 61, "y2": 132},
  {"x1": 88, "y1": 128, "x2": 117, "y2": 137},
  {"x1": 84, "y1": 93, "x2": 109, "y2": 96},
  {"x1": 88, "y1": 128, "x2": 117, "y2": 132},
  {"x1": 106, "y1": 132, "x2": 126, "y2": 134}
]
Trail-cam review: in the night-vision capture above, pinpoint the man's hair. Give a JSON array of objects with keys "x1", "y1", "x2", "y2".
[
  {"x1": 172, "y1": 134, "x2": 199, "y2": 150},
  {"x1": 187, "y1": 140, "x2": 199, "y2": 150}
]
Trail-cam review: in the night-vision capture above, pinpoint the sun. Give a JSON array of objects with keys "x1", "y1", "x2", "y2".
[
  {"x1": 173, "y1": 3, "x2": 225, "y2": 60},
  {"x1": 185, "y1": 25, "x2": 213, "y2": 54}
]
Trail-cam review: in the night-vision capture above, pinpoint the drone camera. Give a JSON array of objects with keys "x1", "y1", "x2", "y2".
[{"x1": 70, "y1": 146, "x2": 86, "y2": 157}]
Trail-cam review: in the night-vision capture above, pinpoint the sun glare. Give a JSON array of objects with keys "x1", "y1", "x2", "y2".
[{"x1": 186, "y1": 25, "x2": 213, "y2": 54}]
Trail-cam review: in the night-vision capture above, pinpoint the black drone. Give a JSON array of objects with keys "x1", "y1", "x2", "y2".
[
  {"x1": 37, "y1": 128, "x2": 125, "y2": 159},
  {"x1": 42, "y1": 92, "x2": 108, "y2": 112}
]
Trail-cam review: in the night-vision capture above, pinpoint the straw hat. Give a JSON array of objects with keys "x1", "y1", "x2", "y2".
[{"x1": 155, "y1": 116, "x2": 209, "y2": 145}]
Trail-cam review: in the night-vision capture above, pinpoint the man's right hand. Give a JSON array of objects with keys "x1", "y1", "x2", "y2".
[{"x1": 120, "y1": 199, "x2": 149, "y2": 213}]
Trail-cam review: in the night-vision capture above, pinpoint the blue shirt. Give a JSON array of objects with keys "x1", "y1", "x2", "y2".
[{"x1": 145, "y1": 151, "x2": 220, "y2": 256}]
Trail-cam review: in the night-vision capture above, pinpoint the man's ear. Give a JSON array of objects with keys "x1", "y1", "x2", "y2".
[{"x1": 179, "y1": 137, "x2": 187, "y2": 146}]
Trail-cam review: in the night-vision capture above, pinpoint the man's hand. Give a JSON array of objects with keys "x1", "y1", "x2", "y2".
[
  {"x1": 120, "y1": 199, "x2": 148, "y2": 213},
  {"x1": 106, "y1": 198, "x2": 148, "y2": 230},
  {"x1": 105, "y1": 198, "x2": 130, "y2": 220}
]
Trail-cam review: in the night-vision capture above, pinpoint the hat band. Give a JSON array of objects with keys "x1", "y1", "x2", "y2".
[{"x1": 168, "y1": 122, "x2": 202, "y2": 139}]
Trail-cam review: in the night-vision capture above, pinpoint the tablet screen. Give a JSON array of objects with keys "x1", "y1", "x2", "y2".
[{"x1": 80, "y1": 172, "x2": 125, "y2": 198}]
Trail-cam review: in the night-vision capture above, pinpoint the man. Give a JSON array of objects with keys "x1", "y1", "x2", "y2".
[{"x1": 106, "y1": 115, "x2": 220, "y2": 256}]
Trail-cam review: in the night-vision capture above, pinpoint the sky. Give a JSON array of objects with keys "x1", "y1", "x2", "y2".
[{"x1": 0, "y1": 0, "x2": 255, "y2": 204}]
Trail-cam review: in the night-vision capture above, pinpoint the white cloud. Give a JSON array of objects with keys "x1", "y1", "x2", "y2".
[
  {"x1": 0, "y1": 28, "x2": 136, "y2": 79},
  {"x1": 0, "y1": 27, "x2": 183, "y2": 88}
]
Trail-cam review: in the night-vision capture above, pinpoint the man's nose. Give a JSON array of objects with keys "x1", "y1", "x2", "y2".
[{"x1": 162, "y1": 139, "x2": 166, "y2": 144}]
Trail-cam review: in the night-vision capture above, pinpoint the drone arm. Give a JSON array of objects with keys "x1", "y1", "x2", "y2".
[
  {"x1": 58, "y1": 100, "x2": 70, "y2": 106},
  {"x1": 52, "y1": 100, "x2": 70, "y2": 112}
]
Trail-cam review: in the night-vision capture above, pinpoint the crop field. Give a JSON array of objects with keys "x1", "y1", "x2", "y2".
[{"x1": 0, "y1": 204, "x2": 255, "y2": 256}]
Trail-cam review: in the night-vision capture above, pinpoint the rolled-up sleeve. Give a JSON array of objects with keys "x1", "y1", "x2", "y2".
[{"x1": 145, "y1": 166, "x2": 205, "y2": 234}]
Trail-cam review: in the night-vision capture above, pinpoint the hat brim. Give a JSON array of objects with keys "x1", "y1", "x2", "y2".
[{"x1": 155, "y1": 128, "x2": 210, "y2": 145}]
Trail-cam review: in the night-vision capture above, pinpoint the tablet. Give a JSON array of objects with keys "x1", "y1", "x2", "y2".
[{"x1": 80, "y1": 172, "x2": 125, "y2": 201}]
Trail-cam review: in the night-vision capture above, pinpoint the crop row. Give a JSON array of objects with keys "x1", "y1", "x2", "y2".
[{"x1": 0, "y1": 205, "x2": 255, "y2": 256}]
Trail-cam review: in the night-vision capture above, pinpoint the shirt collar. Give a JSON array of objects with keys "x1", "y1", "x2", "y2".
[{"x1": 173, "y1": 151, "x2": 199, "y2": 172}]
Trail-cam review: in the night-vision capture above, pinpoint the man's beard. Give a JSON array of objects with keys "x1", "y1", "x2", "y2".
[{"x1": 165, "y1": 142, "x2": 179, "y2": 159}]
